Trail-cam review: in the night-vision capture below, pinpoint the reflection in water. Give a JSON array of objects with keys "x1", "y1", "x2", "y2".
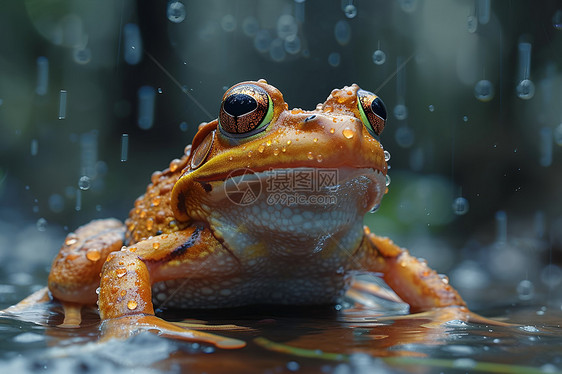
[{"x1": 1, "y1": 274, "x2": 561, "y2": 373}]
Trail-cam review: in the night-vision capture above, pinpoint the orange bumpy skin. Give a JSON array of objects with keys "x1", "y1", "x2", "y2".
[{"x1": 11, "y1": 80, "x2": 465, "y2": 348}]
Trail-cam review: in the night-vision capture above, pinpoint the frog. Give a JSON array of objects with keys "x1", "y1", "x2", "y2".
[{"x1": 4, "y1": 80, "x2": 470, "y2": 349}]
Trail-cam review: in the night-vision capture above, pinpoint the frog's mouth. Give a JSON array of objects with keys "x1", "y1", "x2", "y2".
[{"x1": 204, "y1": 167, "x2": 386, "y2": 257}]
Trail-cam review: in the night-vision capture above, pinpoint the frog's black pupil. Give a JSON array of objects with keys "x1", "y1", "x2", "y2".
[
  {"x1": 224, "y1": 93, "x2": 257, "y2": 117},
  {"x1": 371, "y1": 97, "x2": 387, "y2": 120}
]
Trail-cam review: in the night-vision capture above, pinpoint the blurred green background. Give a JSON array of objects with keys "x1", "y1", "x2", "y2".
[{"x1": 1, "y1": 0, "x2": 561, "y2": 307}]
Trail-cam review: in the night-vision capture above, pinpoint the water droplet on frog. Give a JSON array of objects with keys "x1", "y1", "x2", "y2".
[
  {"x1": 516, "y1": 79, "x2": 535, "y2": 100},
  {"x1": 329, "y1": 128, "x2": 335, "y2": 134},
  {"x1": 153, "y1": 242, "x2": 160, "y2": 250},
  {"x1": 385, "y1": 174, "x2": 391, "y2": 187},
  {"x1": 36, "y1": 217, "x2": 47, "y2": 232},
  {"x1": 369, "y1": 203, "x2": 380, "y2": 214},
  {"x1": 474, "y1": 80, "x2": 494, "y2": 102},
  {"x1": 452, "y1": 197, "x2": 469, "y2": 215},
  {"x1": 307, "y1": 152, "x2": 314, "y2": 160},
  {"x1": 335, "y1": 266, "x2": 345, "y2": 274},
  {"x1": 393, "y1": 104, "x2": 408, "y2": 120},
  {"x1": 342, "y1": 127, "x2": 355, "y2": 139},
  {"x1": 127, "y1": 300, "x2": 138, "y2": 310},
  {"x1": 78, "y1": 176, "x2": 91, "y2": 190},
  {"x1": 372, "y1": 49, "x2": 386, "y2": 65},
  {"x1": 316, "y1": 154, "x2": 323, "y2": 162},
  {"x1": 167, "y1": 1, "x2": 186, "y2": 23},
  {"x1": 517, "y1": 279, "x2": 535, "y2": 301},
  {"x1": 258, "y1": 145, "x2": 265, "y2": 153},
  {"x1": 343, "y1": 4, "x2": 357, "y2": 18},
  {"x1": 86, "y1": 250, "x2": 101, "y2": 262},
  {"x1": 384, "y1": 150, "x2": 391, "y2": 162}
]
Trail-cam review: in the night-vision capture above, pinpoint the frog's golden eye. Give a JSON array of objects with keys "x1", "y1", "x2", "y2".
[
  {"x1": 219, "y1": 84, "x2": 273, "y2": 139},
  {"x1": 357, "y1": 89, "x2": 387, "y2": 136}
]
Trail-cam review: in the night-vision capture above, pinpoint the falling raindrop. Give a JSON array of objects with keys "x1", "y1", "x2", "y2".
[
  {"x1": 73, "y1": 47, "x2": 92, "y2": 64},
  {"x1": 495, "y1": 210, "x2": 507, "y2": 243},
  {"x1": 477, "y1": 0, "x2": 490, "y2": 24},
  {"x1": 138, "y1": 86, "x2": 156, "y2": 130},
  {"x1": 121, "y1": 134, "x2": 129, "y2": 162},
  {"x1": 474, "y1": 80, "x2": 494, "y2": 102},
  {"x1": 36, "y1": 218, "x2": 47, "y2": 232},
  {"x1": 284, "y1": 35, "x2": 301, "y2": 55},
  {"x1": 516, "y1": 279, "x2": 535, "y2": 301},
  {"x1": 554, "y1": 123, "x2": 562, "y2": 146},
  {"x1": 398, "y1": 0, "x2": 418, "y2": 13},
  {"x1": 270, "y1": 38, "x2": 286, "y2": 62},
  {"x1": 516, "y1": 42, "x2": 534, "y2": 100},
  {"x1": 395, "y1": 126, "x2": 414, "y2": 148},
  {"x1": 372, "y1": 49, "x2": 386, "y2": 65},
  {"x1": 295, "y1": 0, "x2": 305, "y2": 22},
  {"x1": 452, "y1": 197, "x2": 469, "y2": 215},
  {"x1": 75, "y1": 189, "x2": 82, "y2": 211},
  {"x1": 428, "y1": 104, "x2": 435, "y2": 112},
  {"x1": 467, "y1": 15, "x2": 478, "y2": 33},
  {"x1": 254, "y1": 30, "x2": 272, "y2": 53},
  {"x1": 167, "y1": 1, "x2": 186, "y2": 23},
  {"x1": 328, "y1": 52, "x2": 341, "y2": 67},
  {"x1": 552, "y1": 9, "x2": 562, "y2": 30},
  {"x1": 463, "y1": 115, "x2": 469, "y2": 122},
  {"x1": 539, "y1": 127, "x2": 553, "y2": 167},
  {"x1": 393, "y1": 104, "x2": 408, "y2": 120},
  {"x1": 35, "y1": 56, "x2": 49, "y2": 96},
  {"x1": 541, "y1": 264, "x2": 562, "y2": 288},
  {"x1": 221, "y1": 14, "x2": 237, "y2": 32},
  {"x1": 516, "y1": 79, "x2": 535, "y2": 100},
  {"x1": 30, "y1": 139, "x2": 38, "y2": 156},
  {"x1": 334, "y1": 20, "x2": 351, "y2": 45},
  {"x1": 48, "y1": 194, "x2": 64, "y2": 213},
  {"x1": 123, "y1": 23, "x2": 143, "y2": 65},
  {"x1": 242, "y1": 17, "x2": 259, "y2": 37},
  {"x1": 277, "y1": 14, "x2": 298, "y2": 40},
  {"x1": 58, "y1": 90, "x2": 67, "y2": 119},
  {"x1": 78, "y1": 176, "x2": 91, "y2": 191},
  {"x1": 343, "y1": 4, "x2": 357, "y2": 18}
]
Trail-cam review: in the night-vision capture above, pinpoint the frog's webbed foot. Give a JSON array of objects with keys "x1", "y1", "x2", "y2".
[
  {"x1": 98, "y1": 249, "x2": 246, "y2": 349},
  {"x1": 101, "y1": 315, "x2": 246, "y2": 349}
]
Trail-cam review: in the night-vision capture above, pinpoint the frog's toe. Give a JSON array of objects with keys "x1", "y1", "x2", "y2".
[
  {"x1": 377, "y1": 306, "x2": 515, "y2": 328},
  {"x1": 100, "y1": 315, "x2": 246, "y2": 349}
]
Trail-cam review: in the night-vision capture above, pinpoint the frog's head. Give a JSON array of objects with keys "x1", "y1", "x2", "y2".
[{"x1": 171, "y1": 80, "x2": 388, "y2": 257}]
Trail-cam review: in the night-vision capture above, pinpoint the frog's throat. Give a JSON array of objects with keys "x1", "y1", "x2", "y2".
[{"x1": 202, "y1": 167, "x2": 385, "y2": 258}]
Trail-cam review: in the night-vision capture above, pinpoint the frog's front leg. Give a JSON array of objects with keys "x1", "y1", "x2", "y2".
[
  {"x1": 355, "y1": 227, "x2": 466, "y2": 313},
  {"x1": 98, "y1": 228, "x2": 246, "y2": 349}
]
